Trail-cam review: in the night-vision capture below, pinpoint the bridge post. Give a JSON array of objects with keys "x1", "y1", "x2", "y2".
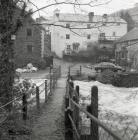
[
  {"x1": 69, "y1": 81, "x2": 74, "y2": 99},
  {"x1": 65, "y1": 107, "x2": 73, "y2": 140},
  {"x1": 80, "y1": 65, "x2": 82, "y2": 76},
  {"x1": 75, "y1": 85, "x2": 80, "y2": 130},
  {"x1": 68, "y1": 66, "x2": 70, "y2": 79},
  {"x1": 36, "y1": 86, "x2": 40, "y2": 112},
  {"x1": 45, "y1": 80, "x2": 47, "y2": 103},
  {"x1": 90, "y1": 86, "x2": 99, "y2": 140},
  {"x1": 22, "y1": 92, "x2": 27, "y2": 121},
  {"x1": 49, "y1": 66, "x2": 52, "y2": 95}
]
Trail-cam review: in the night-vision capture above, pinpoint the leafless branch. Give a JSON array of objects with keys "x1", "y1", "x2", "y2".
[
  {"x1": 31, "y1": 0, "x2": 113, "y2": 15},
  {"x1": 0, "y1": 0, "x2": 114, "y2": 40},
  {"x1": 34, "y1": 21, "x2": 125, "y2": 29},
  {"x1": 27, "y1": 0, "x2": 41, "y2": 17}
]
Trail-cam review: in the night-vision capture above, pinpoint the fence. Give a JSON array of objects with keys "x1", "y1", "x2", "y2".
[
  {"x1": 0, "y1": 66, "x2": 61, "y2": 140},
  {"x1": 65, "y1": 80, "x2": 124, "y2": 140},
  {"x1": 68, "y1": 65, "x2": 82, "y2": 77},
  {"x1": 65, "y1": 65, "x2": 138, "y2": 140}
]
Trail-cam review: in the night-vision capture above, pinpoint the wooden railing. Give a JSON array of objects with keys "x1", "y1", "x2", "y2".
[
  {"x1": 0, "y1": 66, "x2": 61, "y2": 140},
  {"x1": 22, "y1": 66, "x2": 61, "y2": 120},
  {"x1": 65, "y1": 76, "x2": 124, "y2": 140}
]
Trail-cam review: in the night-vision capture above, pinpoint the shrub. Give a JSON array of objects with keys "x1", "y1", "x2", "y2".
[
  {"x1": 15, "y1": 55, "x2": 47, "y2": 69},
  {"x1": 112, "y1": 73, "x2": 122, "y2": 87},
  {"x1": 32, "y1": 58, "x2": 47, "y2": 69},
  {"x1": 13, "y1": 79, "x2": 36, "y2": 98},
  {"x1": 97, "y1": 69, "x2": 115, "y2": 84}
]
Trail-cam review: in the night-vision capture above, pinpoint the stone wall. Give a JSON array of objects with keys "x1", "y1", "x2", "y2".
[
  {"x1": 113, "y1": 72, "x2": 138, "y2": 87},
  {"x1": 14, "y1": 18, "x2": 47, "y2": 68}
]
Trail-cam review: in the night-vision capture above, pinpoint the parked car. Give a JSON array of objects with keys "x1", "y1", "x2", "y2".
[{"x1": 94, "y1": 62, "x2": 123, "y2": 72}]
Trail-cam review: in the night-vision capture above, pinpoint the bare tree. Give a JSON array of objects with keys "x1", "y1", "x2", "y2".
[
  {"x1": 0, "y1": 0, "x2": 26, "y2": 110},
  {"x1": 0, "y1": 0, "x2": 113, "y2": 108},
  {"x1": 0, "y1": 0, "x2": 114, "y2": 139}
]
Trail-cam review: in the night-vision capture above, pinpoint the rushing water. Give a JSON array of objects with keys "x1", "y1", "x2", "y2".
[{"x1": 74, "y1": 80, "x2": 138, "y2": 139}]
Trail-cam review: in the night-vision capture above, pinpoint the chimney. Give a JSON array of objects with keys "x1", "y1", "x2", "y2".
[
  {"x1": 103, "y1": 14, "x2": 108, "y2": 19},
  {"x1": 54, "y1": 9, "x2": 60, "y2": 18},
  {"x1": 102, "y1": 14, "x2": 108, "y2": 22},
  {"x1": 88, "y1": 12, "x2": 94, "y2": 22}
]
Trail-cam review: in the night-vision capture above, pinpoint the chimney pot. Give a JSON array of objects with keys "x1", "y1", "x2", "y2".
[
  {"x1": 88, "y1": 12, "x2": 94, "y2": 22},
  {"x1": 54, "y1": 9, "x2": 60, "y2": 18},
  {"x1": 103, "y1": 14, "x2": 108, "y2": 18}
]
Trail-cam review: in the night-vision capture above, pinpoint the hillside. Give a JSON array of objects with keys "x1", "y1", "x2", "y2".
[
  {"x1": 128, "y1": 4, "x2": 138, "y2": 24},
  {"x1": 112, "y1": 4, "x2": 138, "y2": 31}
]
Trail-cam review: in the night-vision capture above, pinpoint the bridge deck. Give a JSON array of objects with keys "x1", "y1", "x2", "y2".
[{"x1": 31, "y1": 78, "x2": 66, "y2": 140}]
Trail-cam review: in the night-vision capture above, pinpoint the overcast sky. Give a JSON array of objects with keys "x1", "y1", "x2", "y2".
[{"x1": 29, "y1": 0, "x2": 138, "y2": 18}]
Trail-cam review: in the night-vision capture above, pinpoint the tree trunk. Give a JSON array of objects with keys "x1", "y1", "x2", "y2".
[{"x1": 0, "y1": 0, "x2": 15, "y2": 111}]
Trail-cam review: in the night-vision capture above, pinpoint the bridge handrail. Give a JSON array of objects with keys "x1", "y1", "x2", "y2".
[
  {"x1": 67, "y1": 80, "x2": 124, "y2": 140},
  {"x1": 70, "y1": 98, "x2": 124, "y2": 140}
]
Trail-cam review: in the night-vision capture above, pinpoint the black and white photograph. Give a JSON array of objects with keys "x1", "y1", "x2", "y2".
[{"x1": 0, "y1": 0, "x2": 138, "y2": 140}]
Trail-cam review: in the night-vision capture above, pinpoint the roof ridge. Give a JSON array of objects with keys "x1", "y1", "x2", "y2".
[{"x1": 117, "y1": 27, "x2": 138, "y2": 43}]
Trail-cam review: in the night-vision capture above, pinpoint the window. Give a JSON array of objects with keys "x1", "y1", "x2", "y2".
[
  {"x1": 113, "y1": 32, "x2": 116, "y2": 36},
  {"x1": 66, "y1": 45, "x2": 71, "y2": 54},
  {"x1": 27, "y1": 45, "x2": 33, "y2": 53},
  {"x1": 67, "y1": 45, "x2": 71, "y2": 50},
  {"x1": 72, "y1": 43, "x2": 79, "y2": 51},
  {"x1": 87, "y1": 24, "x2": 91, "y2": 29},
  {"x1": 66, "y1": 34, "x2": 70, "y2": 39},
  {"x1": 99, "y1": 33, "x2": 105, "y2": 37},
  {"x1": 27, "y1": 28, "x2": 32, "y2": 36},
  {"x1": 66, "y1": 23, "x2": 70, "y2": 28},
  {"x1": 73, "y1": 45, "x2": 78, "y2": 51},
  {"x1": 87, "y1": 34, "x2": 91, "y2": 39}
]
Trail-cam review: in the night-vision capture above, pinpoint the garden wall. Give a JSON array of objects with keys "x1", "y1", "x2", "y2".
[{"x1": 116, "y1": 73, "x2": 138, "y2": 87}]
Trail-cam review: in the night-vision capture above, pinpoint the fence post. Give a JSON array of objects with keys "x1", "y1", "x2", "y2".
[
  {"x1": 68, "y1": 66, "x2": 70, "y2": 79},
  {"x1": 65, "y1": 107, "x2": 73, "y2": 140},
  {"x1": 53, "y1": 69, "x2": 55, "y2": 89},
  {"x1": 65, "y1": 80, "x2": 69, "y2": 108},
  {"x1": 59, "y1": 65, "x2": 61, "y2": 77},
  {"x1": 72, "y1": 94, "x2": 80, "y2": 140},
  {"x1": 50, "y1": 66, "x2": 52, "y2": 95},
  {"x1": 80, "y1": 65, "x2": 82, "y2": 76},
  {"x1": 75, "y1": 86, "x2": 80, "y2": 131},
  {"x1": 36, "y1": 86, "x2": 40, "y2": 111},
  {"x1": 65, "y1": 96, "x2": 69, "y2": 109},
  {"x1": 45, "y1": 80, "x2": 47, "y2": 103},
  {"x1": 76, "y1": 85, "x2": 80, "y2": 98},
  {"x1": 90, "y1": 86, "x2": 98, "y2": 140},
  {"x1": 69, "y1": 81, "x2": 74, "y2": 99},
  {"x1": 22, "y1": 92, "x2": 27, "y2": 121}
]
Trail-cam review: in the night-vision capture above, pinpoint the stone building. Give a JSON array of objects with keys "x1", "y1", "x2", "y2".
[
  {"x1": 14, "y1": 16, "x2": 51, "y2": 68},
  {"x1": 115, "y1": 27, "x2": 138, "y2": 69}
]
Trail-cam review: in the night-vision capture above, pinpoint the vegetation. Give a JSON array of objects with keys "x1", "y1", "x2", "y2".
[
  {"x1": 120, "y1": 11, "x2": 135, "y2": 31},
  {"x1": 0, "y1": 1, "x2": 28, "y2": 110},
  {"x1": 15, "y1": 55, "x2": 47, "y2": 69},
  {"x1": 74, "y1": 42, "x2": 115, "y2": 62}
]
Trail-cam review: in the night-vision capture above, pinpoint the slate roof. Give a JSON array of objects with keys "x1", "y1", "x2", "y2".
[
  {"x1": 46, "y1": 12, "x2": 126, "y2": 24},
  {"x1": 55, "y1": 13, "x2": 126, "y2": 23},
  {"x1": 117, "y1": 27, "x2": 138, "y2": 43}
]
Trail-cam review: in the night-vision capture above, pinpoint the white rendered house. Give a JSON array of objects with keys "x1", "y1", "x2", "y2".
[{"x1": 42, "y1": 9, "x2": 127, "y2": 58}]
